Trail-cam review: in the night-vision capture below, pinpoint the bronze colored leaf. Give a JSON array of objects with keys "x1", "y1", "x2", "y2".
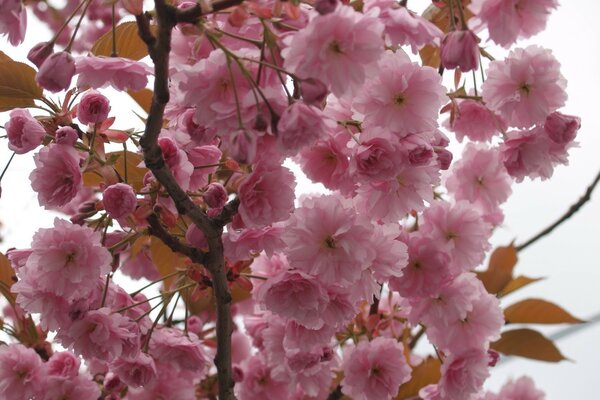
[
  {"x1": 476, "y1": 244, "x2": 518, "y2": 294},
  {"x1": 91, "y1": 22, "x2": 151, "y2": 61},
  {"x1": 110, "y1": 150, "x2": 148, "y2": 192},
  {"x1": 150, "y1": 237, "x2": 186, "y2": 290},
  {"x1": 128, "y1": 88, "x2": 153, "y2": 114},
  {"x1": 396, "y1": 356, "x2": 441, "y2": 399},
  {"x1": 0, "y1": 52, "x2": 43, "y2": 111},
  {"x1": 500, "y1": 275, "x2": 544, "y2": 297},
  {"x1": 0, "y1": 252, "x2": 16, "y2": 289},
  {"x1": 504, "y1": 298, "x2": 584, "y2": 325},
  {"x1": 491, "y1": 328, "x2": 567, "y2": 362}
]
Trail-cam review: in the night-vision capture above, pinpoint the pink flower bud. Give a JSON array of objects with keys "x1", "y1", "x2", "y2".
[
  {"x1": 408, "y1": 145, "x2": 434, "y2": 165},
  {"x1": 36, "y1": 51, "x2": 76, "y2": 92},
  {"x1": 77, "y1": 90, "x2": 110, "y2": 125},
  {"x1": 440, "y1": 30, "x2": 480, "y2": 72},
  {"x1": 203, "y1": 182, "x2": 228, "y2": 209},
  {"x1": 27, "y1": 41, "x2": 54, "y2": 68},
  {"x1": 300, "y1": 78, "x2": 328, "y2": 106},
  {"x1": 543, "y1": 111, "x2": 581, "y2": 144},
  {"x1": 487, "y1": 349, "x2": 500, "y2": 367},
  {"x1": 185, "y1": 223, "x2": 208, "y2": 249},
  {"x1": 55, "y1": 126, "x2": 78, "y2": 146},
  {"x1": 6, "y1": 108, "x2": 45, "y2": 154},
  {"x1": 102, "y1": 183, "x2": 137, "y2": 219},
  {"x1": 436, "y1": 148, "x2": 453, "y2": 170},
  {"x1": 315, "y1": 0, "x2": 338, "y2": 15},
  {"x1": 121, "y1": 0, "x2": 143, "y2": 15}
]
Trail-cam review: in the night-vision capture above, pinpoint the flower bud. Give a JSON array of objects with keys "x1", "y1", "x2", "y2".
[
  {"x1": 543, "y1": 111, "x2": 580, "y2": 144},
  {"x1": 315, "y1": 0, "x2": 338, "y2": 15},
  {"x1": 300, "y1": 78, "x2": 328, "y2": 106},
  {"x1": 77, "y1": 90, "x2": 110, "y2": 125},
  {"x1": 121, "y1": 0, "x2": 143, "y2": 15},
  {"x1": 436, "y1": 148, "x2": 453, "y2": 170},
  {"x1": 6, "y1": 108, "x2": 45, "y2": 154},
  {"x1": 55, "y1": 126, "x2": 78, "y2": 146},
  {"x1": 440, "y1": 30, "x2": 480, "y2": 72},
  {"x1": 102, "y1": 183, "x2": 137, "y2": 219},
  {"x1": 203, "y1": 182, "x2": 228, "y2": 209},
  {"x1": 36, "y1": 52, "x2": 76, "y2": 92},
  {"x1": 27, "y1": 41, "x2": 54, "y2": 68}
]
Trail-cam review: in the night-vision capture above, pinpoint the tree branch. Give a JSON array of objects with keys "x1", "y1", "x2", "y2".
[
  {"x1": 136, "y1": 1, "x2": 242, "y2": 397},
  {"x1": 146, "y1": 213, "x2": 206, "y2": 265},
  {"x1": 516, "y1": 168, "x2": 600, "y2": 252}
]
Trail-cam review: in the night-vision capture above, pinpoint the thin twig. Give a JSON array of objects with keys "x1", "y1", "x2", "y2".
[{"x1": 516, "y1": 168, "x2": 600, "y2": 252}]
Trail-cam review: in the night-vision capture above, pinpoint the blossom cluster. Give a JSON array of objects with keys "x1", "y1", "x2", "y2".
[{"x1": 0, "y1": 0, "x2": 579, "y2": 398}]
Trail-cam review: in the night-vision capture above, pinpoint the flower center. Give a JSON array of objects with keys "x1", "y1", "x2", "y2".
[
  {"x1": 323, "y1": 235, "x2": 336, "y2": 249},
  {"x1": 393, "y1": 94, "x2": 405, "y2": 106},
  {"x1": 329, "y1": 40, "x2": 344, "y2": 54}
]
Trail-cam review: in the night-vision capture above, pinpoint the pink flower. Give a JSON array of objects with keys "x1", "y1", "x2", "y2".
[
  {"x1": 300, "y1": 78, "x2": 328, "y2": 105},
  {"x1": 75, "y1": 56, "x2": 152, "y2": 91},
  {"x1": 77, "y1": 90, "x2": 110, "y2": 125},
  {"x1": 368, "y1": 225, "x2": 408, "y2": 282},
  {"x1": 354, "y1": 52, "x2": 446, "y2": 135},
  {"x1": 111, "y1": 353, "x2": 157, "y2": 388},
  {"x1": 46, "y1": 351, "x2": 80, "y2": 378},
  {"x1": 421, "y1": 201, "x2": 492, "y2": 273},
  {"x1": 187, "y1": 145, "x2": 222, "y2": 190},
  {"x1": 36, "y1": 52, "x2": 76, "y2": 92},
  {"x1": 276, "y1": 102, "x2": 333, "y2": 156},
  {"x1": 203, "y1": 182, "x2": 228, "y2": 209},
  {"x1": 149, "y1": 327, "x2": 209, "y2": 374},
  {"x1": 256, "y1": 270, "x2": 329, "y2": 329},
  {"x1": 103, "y1": 183, "x2": 137, "y2": 219},
  {"x1": 0, "y1": 0, "x2": 26, "y2": 46},
  {"x1": 42, "y1": 375, "x2": 102, "y2": 400},
  {"x1": 544, "y1": 111, "x2": 581, "y2": 144},
  {"x1": 440, "y1": 30, "x2": 480, "y2": 72},
  {"x1": 55, "y1": 126, "x2": 78, "y2": 146},
  {"x1": 282, "y1": 5, "x2": 384, "y2": 97},
  {"x1": 0, "y1": 344, "x2": 42, "y2": 400},
  {"x1": 223, "y1": 226, "x2": 285, "y2": 261},
  {"x1": 495, "y1": 376, "x2": 545, "y2": 400},
  {"x1": 30, "y1": 145, "x2": 83, "y2": 208},
  {"x1": 238, "y1": 163, "x2": 296, "y2": 228},
  {"x1": 61, "y1": 307, "x2": 140, "y2": 361},
  {"x1": 341, "y1": 337, "x2": 411, "y2": 400},
  {"x1": 127, "y1": 361, "x2": 198, "y2": 400},
  {"x1": 236, "y1": 354, "x2": 291, "y2": 400},
  {"x1": 350, "y1": 134, "x2": 402, "y2": 182},
  {"x1": 439, "y1": 349, "x2": 490, "y2": 400},
  {"x1": 282, "y1": 195, "x2": 376, "y2": 286},
  {"x1": 6, "y1": 108, "x2": 45, "y2": 154},
  {"x1": 469, "y1": 0, "x2": 558, "y2": 47},
  {"x1": 444, "y1": 100, "x2": 507, "y2": 142},
  {"x1": 446, "y1": 144, "x2": 512, "y2": 211},
  {"x1": 158, "y1": 136, "x2": 193, "y2": 190},
  {"x1": 482, "y1": 46, "x2": 567, "y2": 128},
  {"x1": 27, "y1": 41, "x2": 54, "y2": 68}
]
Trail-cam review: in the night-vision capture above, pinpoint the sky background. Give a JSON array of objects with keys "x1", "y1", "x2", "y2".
[{"x1": 1, "y1": 1, "x2": 599, "y2": 398}]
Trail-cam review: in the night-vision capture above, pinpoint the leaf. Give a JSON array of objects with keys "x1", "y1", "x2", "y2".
[
  {"x1": 91, "y1": 22, "x2": 151, "y2": 61},
  {"x1": 491, "y1": 328, "x2": 567, "y2": 362},
  {"x1": 0, "y1": 252, "x2": 16, "y2": 290},
  {"x1": 114, "y1": 151, "x2": 147, "y2": 191},
  {"x1": 0, "y1": 52, "x2": 43, "y2": 111},
  {"x1": 150, "y1": 237, "x2": 186, "y2": 290},
  {"x1": 476, "y1": 244, "x2": 518, "y2": 294},
  {"x1": 128, "y1": 88, "x2": 153, "y2": 114},
  {"x1": 500, "y1": 275, "x2": 544, "y2": 297},
  {"x1": 396, "y1": 356, "x2": 441, "y2": 399},
  {"x1": 419, "y1": 45, "x2": 441, "y2": 69},
  {"x1": 186, "y1": 280, "x2": 252, "y2": 316},
  {"x1": 504, "y1": 298, "x2": 584, "y2": 325}
]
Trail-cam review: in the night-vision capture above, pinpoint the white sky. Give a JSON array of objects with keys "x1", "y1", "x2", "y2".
[{"x1": 1, "y1": 1, "x2": 599, "y2": 398}]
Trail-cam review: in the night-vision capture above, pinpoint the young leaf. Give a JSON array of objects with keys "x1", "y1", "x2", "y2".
[
  {"x1": 110, "y1": 150, "x2": 148, "y2": 192},
  {"x1": 150, "y1": 237, "x2": 186, "y2": 290},
  {"x1": 91, "y1": 22, "x2": 152, "y2": 61},
  {"x1": 476, "y1": 244, "x2": 518, "y2": 294},
  {"x1": 499, "y1": 275, "x2": 544, "y2": 297},
  {"x1": 128, "y1": 88, "x2": 153, "y2": 114},
  {"x1": 395, "y1": 356, "x2": 441, "y2": 399},
  {"x1": 491, "y1": 328, "x2": 567, "y2": 362},
  {"x1": 0, "y1": 52, "x2": 43, "y2": 111},
  {"x1": 504, "y1": 298, "x2": 584, "y2": 324}
]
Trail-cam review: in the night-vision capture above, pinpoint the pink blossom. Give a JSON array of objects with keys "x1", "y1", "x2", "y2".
[
  {"x1": 389, "y1": 235, "x2": 452, "y2": 299},
  {"x1": 120, "y1": 245, "x2": 161, "y2": 281},
  {"x1": 6, "y1": 108, "x2": 45, "y2": 154},
  {"x1": 15, "y1": 218, "x2": 111, "y2": 301},
  {"x1": 61, "y1": 307, "x2": 140, "y2": 361},
  {"x1": 282, "y1": 195, "x2": 376, "y2": 286},
  {"x1": 368, "y1": 225, "x2": 408, "y2": 282},
  {"x1": 543, "y1": 111, "x2": 581, "y2": 144},
  {"x1": 238, "y1": 163, "x2": 296, "y2": 228},
  {"x1": 55, "y1": 126, "x2": 78, "y2": 146},
  {"x1": 354, "y1": 52, "x2": 446, "y2": 135},
  {"x1": 469, "y1": 0, "x2": 558, "y2": 47},
  {"x1": 46, "y1": 351, "x2": 80, "y2": 378},
  {"x1": 0, "y1": 0, "x2": 26, "y2": 46},
  {"x1": 444, "y1": 99, "x2": 507, "y2": 142},
  {"x1": 203, "y1": 182, "x2": 228, "y2": 209},
  {"x1": 440, "y1": 30, "x2": 480, "y2": 72},
  {"x1": 341, "y1": 337, "x2": 411, "y2": 400},
  {"x1": 282, "y1": 5, "x2": 384, "y2": 97},
  {"x1": 36, "y1": 51, "x2": 76, "y2": 92},
  {"x1": 27, "y1": 41, "x2": 54, "y2": 68},
  {"x1": 77, "y1": 90, "x2": 110, "y2": 125},
  {"x1": 42, "y1": 375, "x2": 101, "y2": 400},
  {"x1": 111, "y1": 353, "x2": 157, "y2": 388},
  {"x1": 236, "y1": 354, "x2": 291, "y2": 400},
  {"x1": 103, "y1": 182, "x2": 137, "y2": 219},
  {"x1": 30, "y1": 145, "x2": 83, "y2": 208},
  {"x1": 149, "y1": 327, "x2": 209, "y2": 374},
  {"x1": 439, "y1": 349, "x2": 490, "y2": 400},
  {"x1": 421, "y1": 201, "x2": 492, "y2": 273},
  {"x1": 446, "y1": 144, "x2": 512, "y2": 211},
  {"x1": 223, "y1": 225, "x2": 285, "y2": 261},
  {"x1": 300, "y1": 78, "x2": 328, "y2": 106},
  {"x1": 276, "y1": 102, "x2": 333, "y2": 156},
  {"x1": 0, "y1": 343, "x2": 42, "y2": 400},
  {"x1": 350, "y1": 133, "x2": 402, "y2": 182},
  {"x1": 482, "y1": 45, "x2": 566, "y2": 128},
  {"x1": 256, "y1": 270, "x2": 329, "y2": 329},
  {"x1": 158, "y1": 137, "x2": 194, "y2": 190},
  {"x1": 365, "y1": 1, "x2": 443, "y2": 52},
  {"x1": 127, "y1": 361, "x2": 198, "y2": 400},
  {"x1": 495, "y1": 376, "x2": 545, "y2": 400},
  {"x1": 76, "y1": 56, "x2": 152, "y2": 91}
]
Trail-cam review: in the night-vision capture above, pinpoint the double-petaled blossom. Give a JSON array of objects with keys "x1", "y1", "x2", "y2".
[
  {"x1": 76, "y1": 56, "x2": 152, "y2": 91},
  {"x1": 6, "y1": 108, "x2": 45, "y2": 154}
]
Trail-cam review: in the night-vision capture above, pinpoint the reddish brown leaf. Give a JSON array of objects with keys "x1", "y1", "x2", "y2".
[
  {"x1": 504, "y1": 298, "x2": 584, "y2": 325},
  {"x1": 477, "y1": 244, "x2": 518, "y2": 294},
  {"x1": 499, "y1": 275, "x2": 544, "y2": 297},
  {"x1": 491, "y1": 328, "x2": 567, "y2": 362},
  {"x1": 91, "y1": 22, "x2": 152, "y2": 61},
  {"x1": 396, "y1": 356, "x2": 441, "y2": 399}
]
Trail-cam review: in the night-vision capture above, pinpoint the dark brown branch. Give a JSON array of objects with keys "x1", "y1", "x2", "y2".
[
  {"x1": 175, "y1": 0, "x2": 245, "y2": 23},
  {"x1": 327, "y1": 385, "x2": 343, "y2": 400},
  {"x1": 146, "y1": 213, "x2": 206, "y2": 264},
  {"x1": 516, "y1": 168, "x2": 600, "y2": 252},
  {"x1": 409, "y1": 326, "x2": 426, "y2": 350},
  {"x1": 136, "y1": 1, "x2": 240, "y2": 398}
]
